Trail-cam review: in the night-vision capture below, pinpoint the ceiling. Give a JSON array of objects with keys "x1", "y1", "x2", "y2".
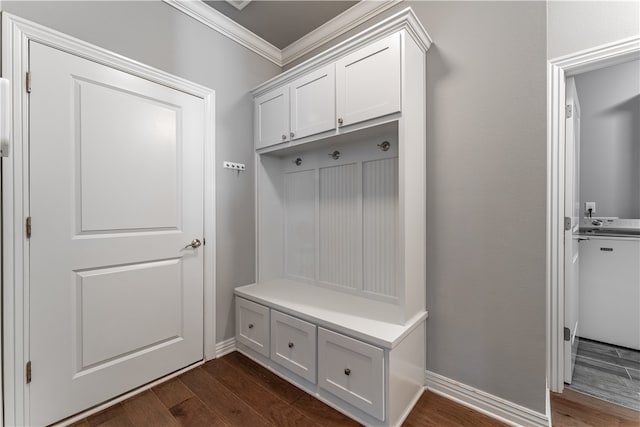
[{"x1": 204, "y1": 0, "x2": 359, "y2": 49}]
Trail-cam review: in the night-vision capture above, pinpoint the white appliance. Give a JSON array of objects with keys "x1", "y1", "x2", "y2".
[{"x1": 578, "y1": 224, "x2": 640, "y2": 350}]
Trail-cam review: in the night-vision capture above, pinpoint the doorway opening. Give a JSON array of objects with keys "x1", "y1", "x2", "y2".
[
  {"x1": 547, "y1": 35, "x2": 640, "y2": 412},
  {"x1": 563, "y1": 60, "x2": 639, "y2": 411}
]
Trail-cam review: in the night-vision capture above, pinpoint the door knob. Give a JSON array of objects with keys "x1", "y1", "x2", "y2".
[{"x1": 184, "y1": 239, "x2": 202, "y2": 249}]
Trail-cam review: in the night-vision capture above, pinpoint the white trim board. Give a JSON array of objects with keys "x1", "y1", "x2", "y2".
[
  {"x1": 425, "y1": 371, "x2": 550, "y2": 427},
  {"x1": 215, "y1": 337, "x2": 237, "y2": 358},
  {"x1": 546, "y1": 35, "x2": 640, "y2": 393},
  {"x1": 280, "y1": 0, "x2": 400, "y2": 65},
  {"x1": 1, "y1": 12, "x2": 217, "y2": 426},
  {"x1": 162, "y1": 0, "x2": 399, "y2": 67},
  {"x1": 250, "y1": 7, "x2": 432, "y2": 97},
  {"x1": 162, "y1": 0, "x2": 281, "y2": 65}
]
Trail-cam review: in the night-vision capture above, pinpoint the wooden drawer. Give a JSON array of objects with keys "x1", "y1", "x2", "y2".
[
  {"x1": 318, "y1": 328, "x2": 385, "y2": 420},
  {"x1": 271, "y1": 310, "x2": 317, "y2": 383},
  {"x1": 236, "y1": 297, "x2": 270, "y2": 357}
]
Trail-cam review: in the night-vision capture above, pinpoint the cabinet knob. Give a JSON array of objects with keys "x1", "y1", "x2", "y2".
[
  {"x1": 288, "y1": 342, "x2": 294, "y2": 349},
  {"x1": 338, "y1": 118, "x2": 344, "y2": 125},
  {"x1": 344, "y1": 368, "x2": 351, "y2": 376},
  {"x1": 282, "y1": 134, "x2": 287, "y2": 140},
  {"x1": 248, "y1": 323, "x2": 254, "y2": 329},
  {"x1": 290, "y1": 132, "x2": 295, "y2": 138}
]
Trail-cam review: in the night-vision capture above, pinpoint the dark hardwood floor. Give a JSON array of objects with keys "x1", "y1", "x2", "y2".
[{"x1": 68, "y1": 351, "x2": 640, "y2": 427}]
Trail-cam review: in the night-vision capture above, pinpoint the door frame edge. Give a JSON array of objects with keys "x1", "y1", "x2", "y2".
[
  {"x1": 546, "y1": 35, "x2": 640, "y2": 394},
  {"x1": 1, "y1": 12, "x2": 217, "y2": 426}
]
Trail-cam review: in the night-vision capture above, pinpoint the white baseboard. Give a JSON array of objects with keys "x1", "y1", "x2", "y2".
[
  {"x1": 425, "y1": 371, "x2": 550, "y2": 427},
  {"x1": 215, "y1": 337, "x2": 236, "y2": 358}
]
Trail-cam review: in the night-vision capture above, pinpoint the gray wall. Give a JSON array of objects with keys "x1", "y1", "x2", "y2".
[
  {"x1": 1, "y1": 1, "x2": 281, "y2": 342},
  {"x1": 289, "y1": 1, "x2": 548, "y2": 414},
  {"x1": 548, "y1": 0, "x2": 640, "y2": 59},
  {"x1": 575, "y1": 60, "x2": 640, "y2": 218}
]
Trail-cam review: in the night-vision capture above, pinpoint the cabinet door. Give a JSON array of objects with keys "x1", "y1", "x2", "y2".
[
  {"x1": 255, "y1": 86, "x2": 290, "y2": 149},
  {"x1": 336, "y1": 32, "x2": 401, "y2": 127},
  {"x1": 290, "y1": 64, "x2": 336, "y2": 140}
]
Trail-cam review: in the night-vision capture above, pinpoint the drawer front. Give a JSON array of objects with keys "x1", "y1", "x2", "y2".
[
  {"x1": 271, "y1": 310, "x2": 317, "y2": 383},
  {"x1": 236, "y1": 298, "x2": 270, "y2": 357},
  {"x1": 318, "y1": 328, "x2": 384, "y2": 420}
]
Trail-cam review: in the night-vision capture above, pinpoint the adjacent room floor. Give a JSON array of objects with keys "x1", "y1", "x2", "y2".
[{"x1": 567, "y1": 338, "x2": 640, "y2": 411}]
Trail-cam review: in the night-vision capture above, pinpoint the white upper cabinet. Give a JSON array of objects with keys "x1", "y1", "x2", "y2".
[
  {"x1": 290, "y1": 64, "x2": 336, "y2": 140},
  {"x1": 255, "y1": 86, "x2": 290, "y2": 150},
  {"x1": 336, "y1": 32, "x2": 401, "y2": 128},
  {"x1": 253, "y1": 30, "x2": 407, "y2": 150}
]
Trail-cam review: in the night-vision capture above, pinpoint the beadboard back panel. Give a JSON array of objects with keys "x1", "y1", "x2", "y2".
[
  {"x1": 319, "y1": 163, "x2": 361, "y2": 290},
  {"x1": 284, "y1": 169, "x2": 316, "y2": 280},
  {"x1": 268, "y1": 123, "x2": 400, "y2": 301},
  {"x1": 363, "y1": 158, "x2": 399, "y2": 297}
]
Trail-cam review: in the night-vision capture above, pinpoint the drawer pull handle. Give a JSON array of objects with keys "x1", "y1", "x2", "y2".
[
  {"x1": 248, "y1": 323, "x2": 254, "y2": 329},
  {"x1": 288, "y1": 342, "x2": 294, "y2": 349},
  {"x1": 344, "y1": 368, "x2": 351, "y2": 376}
]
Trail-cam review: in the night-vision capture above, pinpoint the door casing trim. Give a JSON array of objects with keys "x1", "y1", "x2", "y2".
[
  {"x1": 1, "y1": 12, "x2": 217, "y2": 426},
  {"x1": 546, "y1": 35, "x2": 640, "y2": 394}
]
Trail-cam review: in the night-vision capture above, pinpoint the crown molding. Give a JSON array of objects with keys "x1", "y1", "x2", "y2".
[
  {"x1": 281, "y1": 0, "x2": 400, "y2": 65},
  {"x1": 162, "y1": 0, "x2": 282, "y2": 65},
  {"x1": 251, "y1": 7, "x2": 432, "y2": 97},
  {"x1": 225, "y1": 0, "x2": 251, "y2": 11},
  {"x1": 163, "y1": 0, "x2": 404, "y2": 67}
]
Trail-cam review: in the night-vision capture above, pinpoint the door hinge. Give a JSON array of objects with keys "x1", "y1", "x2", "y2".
[
  {"x1": 564, "y1": 327, "x2": 571, "y2": 342},
  {"x1": 26, "y1": 361, "x2": 32, "y2": 384},
  {"x1": 564, "y1": 216, "x2": 571, "y2": 231},
  {"x1": 565, "y1": 104, "x2": 572, "y2": 119},
  {"x1": 26, "y1": 71, "x2": 31, "y2": 93},
  {"x1": 26, "y1": 216, "x2": 32, "y2": 239}
]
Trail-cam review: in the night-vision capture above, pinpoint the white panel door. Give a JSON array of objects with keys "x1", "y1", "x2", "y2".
[
  {"x1": 29, "y1": 41, "x2": 205, "y2": 426},
  {"x1": 564, "y1": 77, "x2": 581, "y2": 384},
  {"x1": 255, "y1": 86, "x2": 290, "y2": 149},
  {"x1": 290, "y1": 64, "x2": 335, "y2": 140},
  {"x1": 335, "y1": 32, "x2": 401, "y2": 127}
]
